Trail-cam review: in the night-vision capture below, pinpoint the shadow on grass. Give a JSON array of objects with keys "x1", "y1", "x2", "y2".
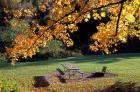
[
  {"x1": 0, "y1": 59, "x2": 64, "y2": 69},
  {"x1": 100, "y1": 81, "x2": 140, "y2": 92},
  {"x1": 0, "y1": 53, "x2": 140, "y2": 69},
  {"x1": 56, "y1": 68, "x2": 66, "y2": 83},
  {"x1": 59, "y1": 53, "x2": 140, "y2": 64}
]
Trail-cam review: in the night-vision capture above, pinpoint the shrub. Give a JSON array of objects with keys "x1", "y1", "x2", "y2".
[
  {"x1": 0, "y1": 18, "x2": 30, "y2": 47},
  {"x1": 38, "y1": 40, "x2": 82, "y2": 59},
  {"x1": 0, "y1": 53, "x2": 7, "y2": 63}
]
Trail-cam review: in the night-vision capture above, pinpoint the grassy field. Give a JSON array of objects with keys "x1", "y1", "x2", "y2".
[{"x1": 0, "y1": 53, "x2": 140, "y2": 91}]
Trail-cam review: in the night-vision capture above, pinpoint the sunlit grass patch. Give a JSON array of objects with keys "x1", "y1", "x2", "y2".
[{"x1": 0, "y1": 53, "x2": 140, "y2": 91}]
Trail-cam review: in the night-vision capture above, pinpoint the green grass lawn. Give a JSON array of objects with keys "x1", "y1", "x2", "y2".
[{"x1": 0, "y1": 53, "x2": 140, "y2": 91}]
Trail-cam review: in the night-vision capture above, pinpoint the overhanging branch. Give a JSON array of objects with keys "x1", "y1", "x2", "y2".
[
  {"x1": 115, "y1": 0, "x2": 125, "y2": 35},
  {"x1": 26, "y1": 0, "x2": 127, "y2": 52}
]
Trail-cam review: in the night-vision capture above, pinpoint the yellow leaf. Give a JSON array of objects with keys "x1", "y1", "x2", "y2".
[
  {"x1": 125, "y1": 14, "x2": 135, "y2": 23},
  {"x1": 101, "y1": 12, "x2": 106, "y2": 17}
]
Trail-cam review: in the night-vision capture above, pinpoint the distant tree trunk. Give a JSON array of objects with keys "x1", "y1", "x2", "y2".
[
  {"x1": 0, "y1": 0, "x2": 22, "y2": 9},
  {"x1": 0, "y1": 0, "x2": 10, "y2": 9},
  {"x1": 32, "y1": 0, "x2": 44, "y2": 6}
]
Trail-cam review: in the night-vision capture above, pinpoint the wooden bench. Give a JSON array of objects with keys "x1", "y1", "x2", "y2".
[
  {"x1": 101, "y1": 66, "x2": 108, "y2": 73},
  {"x1": 56, "y1": 68, "x2": 66, "y2": 83},
  {"x1": 56, "y1": 68, "x2": 65, "y2": 77},
  {"x1": 77, "y1": 70, "x2": 84, "y2": 78}
]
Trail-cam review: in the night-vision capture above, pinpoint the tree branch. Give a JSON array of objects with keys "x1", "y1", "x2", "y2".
[
  {"x1": 60, "y1": 0, "x2": 127, "y2": 24},
  {"x1": 26, "y1": 0, "x2": 127, "y2": 53},
  {"x1": 115, "y1": 0, "x2": 125, "y2": 35}
]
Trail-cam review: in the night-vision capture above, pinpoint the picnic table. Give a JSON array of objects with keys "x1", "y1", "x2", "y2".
[{"x1": 61, "y1": 63, "x2": 83, "y2": 79}]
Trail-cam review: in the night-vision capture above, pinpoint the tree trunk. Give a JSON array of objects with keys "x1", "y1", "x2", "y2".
[{"x1": 0, "y1": 0, "x2": 10, "y2": 9}]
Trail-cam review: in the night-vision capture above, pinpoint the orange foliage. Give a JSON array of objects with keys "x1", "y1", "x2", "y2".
[{"x1": 3, "y1": 0, "x2": 140, "y2": 64}]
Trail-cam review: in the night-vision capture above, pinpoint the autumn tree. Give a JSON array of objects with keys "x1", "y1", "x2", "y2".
[{"x1": 0, "y1": 0, "x2": 139, "y2": 65}]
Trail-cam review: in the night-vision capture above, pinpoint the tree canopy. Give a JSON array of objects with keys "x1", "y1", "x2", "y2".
[{"x1": 0, "y1": 0, "x2": 140, "y2": 65}]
